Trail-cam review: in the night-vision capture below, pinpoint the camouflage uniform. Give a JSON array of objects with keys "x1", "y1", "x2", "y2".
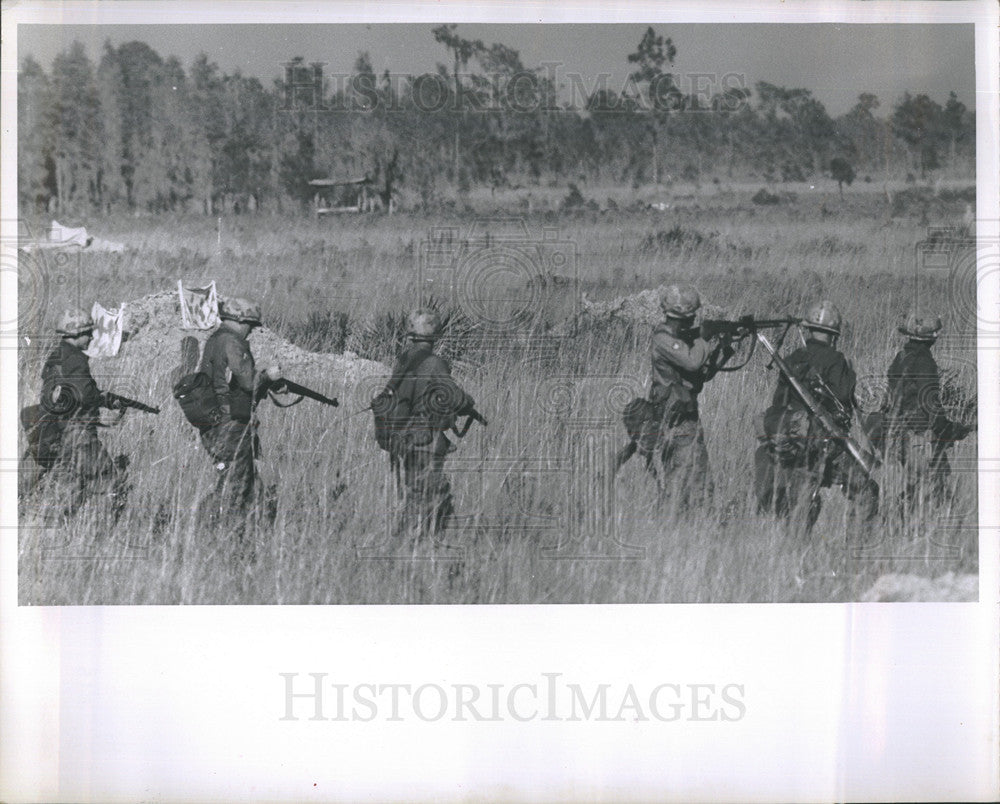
[
  {"x1": 755, "y1": 336, "x2": 877, "y2": 526},
  {"x1": 197, "y1": 319, "x2": 260, "y2": 523},
  {"x1": 617, "y1": 285, "x2": 729, "y2": 508},
  {"x1": 644, "y1": 324, "x2": 717, "y2": 506},
  {"x1": 872, "y1": 324, "x2": 972, "y2": 505},
  {"x1": 386, "y1": 331, "x2": 474, "y2": 537}
]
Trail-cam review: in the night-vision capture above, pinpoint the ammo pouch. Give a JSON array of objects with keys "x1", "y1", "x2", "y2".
[{"x1": 173, "y1": 372, "x2": 224, "y2": 431}]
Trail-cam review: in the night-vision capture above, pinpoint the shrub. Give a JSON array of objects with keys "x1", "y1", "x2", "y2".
[
  {"x1": 563, "y1": 183, "x2": 587, "y2": 209},
  {"x1": 752, "y1": 188, "x2": 781, "y2": 205}
]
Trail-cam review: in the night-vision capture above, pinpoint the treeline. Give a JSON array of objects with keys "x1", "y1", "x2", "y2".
[{"x1": 18, "y1": 26, "x2": 975, "y2": 215}]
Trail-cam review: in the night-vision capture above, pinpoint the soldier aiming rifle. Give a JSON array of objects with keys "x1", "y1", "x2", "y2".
[{"x1": 614, "y1": 284, "x2": 736, "y2": 509}]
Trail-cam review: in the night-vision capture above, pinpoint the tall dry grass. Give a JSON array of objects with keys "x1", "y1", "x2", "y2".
[{"x1": 17, "y1": 189, "x2": 979, "y2": 603}]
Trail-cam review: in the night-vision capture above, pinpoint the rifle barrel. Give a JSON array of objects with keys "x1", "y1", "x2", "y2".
[
  {"x1": 105, "y1": 392, "x2": 160, "y2": 414},
  {"x1": 271, "y1": 378, "x2": 339, "y2": 407}
]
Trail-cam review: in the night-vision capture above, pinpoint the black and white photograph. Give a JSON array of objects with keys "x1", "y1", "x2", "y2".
[
  {"x1": 11, "y1": 17, "x2": 986, "y2": 605},
  {"x1": 2, "y1": 1, "x2": 998, "y2": 801}
]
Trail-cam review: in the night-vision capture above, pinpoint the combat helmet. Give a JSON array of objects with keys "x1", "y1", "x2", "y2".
[
  {"x1": 802, "y1": 300, "x2": 842, "y2": 335},
  {"x1": 219, "y1": 297, "x2": 262, "y2": 325},
  {"x1": 407, "y1": 309, "x2": 442, "y2": 341},
  {"x1": 55, "y1": 307, "x2": 94, "y2": 337},
  {"x1": 659, "y1": 284, "x2": 701, "y2": 320},
  {"x1": 899, "y1": 311, "x2": 943, "y2": 341}
]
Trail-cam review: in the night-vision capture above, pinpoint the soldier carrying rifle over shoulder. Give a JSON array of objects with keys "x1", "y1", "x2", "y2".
[{"x1": 754, "y1": 300, "x2": 878, "y2": 528}]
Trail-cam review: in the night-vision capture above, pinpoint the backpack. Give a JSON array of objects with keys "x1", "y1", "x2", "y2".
[
  {"x1": 372, "y1": 350, "x2": 436, "y2": 454},
  {"x1": 172, "y1": 372, "x2": 224, "y2": 430},
  {"x1": 20, "y1": 404, "x2": 65, "y2": 468}
]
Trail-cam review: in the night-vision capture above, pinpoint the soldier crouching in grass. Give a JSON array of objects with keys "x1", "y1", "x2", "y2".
[
  {"x1": 866, "y1": 312, "x2": 974, "y2": 509},
  {"x1": 755, "y1": 301, "x2": 878, "y2": 530},
  {"x1": 615, "y1": 284, "x2": 733, "y2": 510},
  {"x1": 196, "y1": 297, "x2": 280, "y2": 540},
  {"x1": 21, "y1": 307, "x2": 129, "y2": 520},
  {"x1": 376, "y1": 309, "x2": 476, "y2": 539}
]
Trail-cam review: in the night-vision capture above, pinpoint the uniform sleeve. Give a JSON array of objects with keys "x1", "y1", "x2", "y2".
[
  {"x1": 911, "y1": 353, "x2": 955, "y2": 435},
  {"x1": 884, "y1": 352, "x2": 905, "y2": 410},
  {"x1": 223, "y1": 336, "x2": 256, "y2": 395},
  {"x1": 60, "y1": 348, "x2": 104, "y2": 411},
  {"x1": 825, "y1": 357, "x2": 856, "y2": 408},
  {"x1": 651, "y1": 329, "x2": 709, "y2": 372}
]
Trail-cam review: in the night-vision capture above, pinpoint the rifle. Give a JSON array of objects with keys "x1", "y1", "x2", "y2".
[
  {"x1": 257, "y1": 376, "x2": 339, "y2": 408},
  {"x1": 756, "y1": 331, "x2": 878, "y2": 482},
  {"x1": 40, "y1": 382, "x2": 160, "y2": 416},
  {"x1": 693, "y1": 315, "x2": 802, "y2": 372},
  {"x1": 102, "y1": 391, "x2": 160, "y2": 415},
  {"x1": 700, "y1": 315, "x2": 801, "y2": 342}
]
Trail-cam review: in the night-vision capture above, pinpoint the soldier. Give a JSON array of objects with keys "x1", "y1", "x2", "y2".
[
  {"x1": 24, "y1": 307, "x2": 127, "y2": 515},
  {"x1": 872, "y1": 312, "x2": 973, "y2": 506},
  {"x1": 755, "y1": 300, "x2": 877, "y2": 528},
  {"x1": 380, "y1": 309, "x2": 475, "y2": 537},
  {"x1": 616, "y1": 284, "x2": 732, "y2": 508},
  {"x1": 197, "y1": 297, "x2": 280, "y2": 530}
]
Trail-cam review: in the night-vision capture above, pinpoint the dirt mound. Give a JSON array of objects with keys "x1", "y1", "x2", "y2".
[
  {"x1": 860, "y1": 571, "x2": 977, "y2": 602},
  {"x1": 84, "y1": 290, "x2": 389, "y2": 406},
  {"x1": 580, "y1": 287, "x2": 729, "y2": 327}
]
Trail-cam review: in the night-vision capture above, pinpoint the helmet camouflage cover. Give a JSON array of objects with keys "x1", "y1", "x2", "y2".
[
  {"x1": 659, "y1": 284, "x2": 701, "y2": 319},
  {"x1": 55, "y1": 307, "x2": 94, "y2": 337},
  {"x1": 802, "y1": 300, "x2": 842, "y2": 334},
  {"x1": 407, "y1": 309, "x2": 442, "y2": 339},
  {"x1": 219, "y1": 297, "x2": 262, "y2": 324},
  {"x1": 899, "y1": 311, "x2": 943, "y2": 341}
]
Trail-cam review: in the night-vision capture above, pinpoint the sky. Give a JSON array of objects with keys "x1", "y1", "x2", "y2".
[{"x1": 16, "y1": 23, "x2": 975, "y2": 116}]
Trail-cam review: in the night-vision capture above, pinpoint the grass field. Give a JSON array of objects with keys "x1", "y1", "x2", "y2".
[{"x1": 16, "y1": 184, "x2": 980, "y2": 603}]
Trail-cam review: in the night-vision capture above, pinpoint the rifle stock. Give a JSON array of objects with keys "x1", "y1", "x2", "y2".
[{"x1": 756, "y1": 332, "x2": 878, "y2": 481}]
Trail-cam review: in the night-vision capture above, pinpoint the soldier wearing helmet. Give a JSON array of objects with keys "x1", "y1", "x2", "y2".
[
  {"x1": 197, "y1": 296, "x2": 280, "y2": 531},
  {"x1": 22, "y1": 307, "x2": 125, "y2": 513},
  {"x1": 616, "y1": 284, "x2": 734, "y2": 508},
  {"x1": 376, "y1": 308, "x2": 475, "y2": 536},
  {"x1": 871, "y1": 311, "x2": 973, "y2": 505},
  {"x1": 755, "y1": 300, "x2": 877, "y2": 527}
]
